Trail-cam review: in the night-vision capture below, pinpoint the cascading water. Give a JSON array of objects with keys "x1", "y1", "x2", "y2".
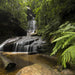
[
  {"x1": 0, "y1": 37, "x2": 20, "y2": 51},
  {"x1": 28, "y1": 17, "x2": 36, "y2": 34},
  {"x1": 0, "y1": 17, "x2": 46, "y2": 54}
]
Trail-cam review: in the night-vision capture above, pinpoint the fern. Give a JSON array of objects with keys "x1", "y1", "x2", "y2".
[
  {"x1": 52, "y1": 34, "x2": 73, "y2": 43},
  {"x1": 50, "y1": 21, "x2": 75, "y2": 68},
  {"x1": 50, "y1": 39, "x2": 65, "y2": 56},
  {"x1": 61, "y1": 45, "x2": 75, "y2": 68},
  {"x1": 62, "y1": 36, "x2": 75, "y2": 48}
]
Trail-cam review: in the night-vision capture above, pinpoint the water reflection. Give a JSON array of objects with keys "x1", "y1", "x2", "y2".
[{"x1": 0, "y1": 53, "x2": 57, "y2": 75}]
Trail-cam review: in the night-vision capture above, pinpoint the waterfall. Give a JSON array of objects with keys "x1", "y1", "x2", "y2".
[
  {"x1": 28, "y1": 17, "x2": 36, "y2": 34},
  {"x1": 13, "y1": 37, "x2": 41, "y2": 53},
  {"x1": 0, "y1": 36, "x2": 46, "y2": 54},
  {"x1": 0, "y1": 37, "x2": 20, "y2": 51},
  {"x1": 0, "y1": 17, "x2": 46, "y2": 54}
]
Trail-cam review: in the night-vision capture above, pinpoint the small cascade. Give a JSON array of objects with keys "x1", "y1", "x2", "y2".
[
  {"x1": 28, "y1": 17, "x2": 36, "y2": 34},
  {"x1": 13, "y1": 36, "x2": 45, "y2": 53},
  {"x1": 0, "y1": 37, "x2": 20, "y2": 51},
  {"x1": 0, "y1": 36, "x2": 46, "y2": 54},
  {"x1": 0, "y1": 16, "x2": 46, "y2": 54}
]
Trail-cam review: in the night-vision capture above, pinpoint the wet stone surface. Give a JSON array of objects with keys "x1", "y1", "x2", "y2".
[{"x1": 0, "y1": 36, "x2": 46, "y2": 53}]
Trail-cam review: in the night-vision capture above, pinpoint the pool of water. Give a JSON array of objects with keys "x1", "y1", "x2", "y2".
[{"x1": 0, "y1": 52, "x2": 57, "y2": 75}]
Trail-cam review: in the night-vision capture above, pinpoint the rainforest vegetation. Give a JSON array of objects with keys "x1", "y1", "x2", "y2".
[{"x1": 0, "y1": 0, "x2": 75, "y2": 68}]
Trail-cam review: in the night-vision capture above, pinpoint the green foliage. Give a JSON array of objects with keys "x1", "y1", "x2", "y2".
[
  {"x1": 1, "y1": 0, "x2": 75, "y2": 68},
  {"x1": 0, "y1": 0, "x2": 28, "y2": 29},
  {"x1": 28, "y1": 0, "x2": 75, "y2": 39},
  {"x1": 50, "y1": 22, "x2": 75, "y2": 68},
  {"x1": 61, "y1": 45, "x2": 75, "y2": 68},
  {"x1": 27, "y1": 1, "x2": 75, "y2": 68},
  {"x1": 27, "y1": 0, "x2": 75, "y2": 68}
]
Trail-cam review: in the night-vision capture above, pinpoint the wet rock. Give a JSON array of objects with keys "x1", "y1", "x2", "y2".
[
  {"x1": 0, "y1": 36, "x2": 46, "y2": 54},
  {"x1": 16, "y1": 64, "x2": 61, "y2": 75},
  {"x1": 13, "y1": 37, "x2": 46, "y2": 53},
  {"x1": 0, "y1": 37, "x2": 21, "y2": 51},
  {"x1": 61, "y1": 69, "x2": 74, "y2": 75}
]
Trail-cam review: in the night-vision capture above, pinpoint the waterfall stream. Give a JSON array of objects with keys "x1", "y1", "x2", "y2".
[
  {"x1": 0, "y1": 17, "x2": 46, "y2": 54},
  {"x1": 28, "y1": 17, "x2": 36, "y2": 34}
]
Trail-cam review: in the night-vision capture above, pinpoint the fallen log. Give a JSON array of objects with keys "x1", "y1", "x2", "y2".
[{"x1": 0, "y1": 54, "x2": 16, "y2": 70}]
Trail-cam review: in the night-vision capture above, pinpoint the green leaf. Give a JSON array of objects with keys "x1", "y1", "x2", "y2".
[
  {"x1": 52, "y1": 34, "x2": 72, "y2": 43},
  {"x1": 61, "y1": 45, "x2": 75, "y2": 68}
]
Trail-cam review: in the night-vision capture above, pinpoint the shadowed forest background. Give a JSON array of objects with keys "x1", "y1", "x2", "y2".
[{"x1": 0, "y1": 0, "x2": 75, "y2": 69}]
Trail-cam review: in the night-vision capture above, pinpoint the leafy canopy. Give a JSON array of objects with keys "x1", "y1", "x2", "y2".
[{"x1": 0, "y1": 0, "x2": 28, "y2": 29}]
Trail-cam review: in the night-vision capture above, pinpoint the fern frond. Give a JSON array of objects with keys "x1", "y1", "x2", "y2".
[
  {"x1": 50, "y1": 21, "x2": 75, "y2": 68},
  {"x1": 61, "y1": 45, "x2": 75, "y2": 68},
  {"x1": 52, "y1": 34, "x2": 73, "y2": 43},
  {"x1": 62, "y1": 36, "x2": 75, "y2": 48},
  {"x1": 59, "y1": 21, "x2": 69, "y2": 28},
  {"x1": 62, "y1": 32, "x2": 75, "y2": 34},
  {"x1": 50, "y1": 39, "x2": 65, "y2": 56}
]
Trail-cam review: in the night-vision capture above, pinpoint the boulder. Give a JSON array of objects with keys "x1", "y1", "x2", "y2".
[
  {"x1": 61, "y1": 69, "x2": 74, "y2": 75},
  {"x1": 16, "y1": 64, "x2": 61, "y2": 75}
]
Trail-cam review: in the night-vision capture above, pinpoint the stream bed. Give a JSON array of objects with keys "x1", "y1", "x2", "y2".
[
  {"x1": 0, "y1": 52, "x2": 57, "y2": 75},
  {"x1": 0, "y1": 52, "x2": 75, "y2": 75}
]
